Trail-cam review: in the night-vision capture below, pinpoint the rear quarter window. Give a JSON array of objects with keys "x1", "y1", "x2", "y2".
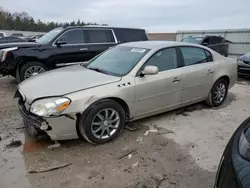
[{"x1": 113, "y1": 29, "x2": 148, "y2": 43}]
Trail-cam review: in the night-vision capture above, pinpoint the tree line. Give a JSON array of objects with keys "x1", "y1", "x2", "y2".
[{"x1": 0, "y1": 7, "x2": 106, "y2": 32}]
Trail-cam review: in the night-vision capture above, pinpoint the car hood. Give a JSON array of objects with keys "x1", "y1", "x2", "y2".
[
  {"x1": 239, "y1": 52, "x2": 250, "y2": 62},
  {"x1": 0, "y1": 42, "x2": 40, "y2": 50},
  {"x1": 18, "y1": 65, "x2": 121, "y2": 103}
]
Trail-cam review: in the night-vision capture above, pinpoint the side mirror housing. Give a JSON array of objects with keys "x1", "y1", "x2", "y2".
[
  {"x1": 142, "y1": 66, "x2": 159, "y2": 76},
  {"x1": 55, "y1": 40, "x2": 66, "y2": 46},
  {"x1": 202, "y1": 42, "x2": 208, "y2": 46}
]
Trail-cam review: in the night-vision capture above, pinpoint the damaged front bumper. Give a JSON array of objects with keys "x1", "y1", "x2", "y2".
[{"x1": 18, "y1": 99, "x2": 79, "y2": 140}]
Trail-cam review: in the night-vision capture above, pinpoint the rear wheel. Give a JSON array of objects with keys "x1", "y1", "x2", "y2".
[
  {"x1": 206, "y1": 79, "x2": 228, "y2": 107},
  {"x1": 77, "y1": 100, "x2": 125, "y2": 144},
  {"x1": 20, "y1": 62, "x2": 47, "y2": 81}
]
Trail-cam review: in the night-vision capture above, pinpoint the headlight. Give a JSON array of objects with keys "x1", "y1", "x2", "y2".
[
  {"x1": 239, "y1": 127, "x2": 250, "y2": 160},
  {"x1": 0, "y1": 47, "x2": 18, "y2": 62},
  {"x1": 30, "y1": 97, "x2": 71, "y2": 117},
  {"x1": 237, "y1": 58, "x2": 244, "y2": 64}
]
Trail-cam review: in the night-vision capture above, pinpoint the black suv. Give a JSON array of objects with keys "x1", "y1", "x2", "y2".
[
  {"x1": 183, "y1": 35, "x2": 230, "y2": 57},
  {"x1": 0, "y1": 26, "x2": 148, "y2": 81}
]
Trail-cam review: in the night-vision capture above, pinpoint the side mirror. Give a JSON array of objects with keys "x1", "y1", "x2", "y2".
[
  {"x1": 142, "y1": 66, "x2": 159, "y2": 76},
  {"x1": 55, "y1": 40, "x2": 66, "y2": 46},
  {"x1": 202, "y1": 42, "x2": 208, "y2": 46}
]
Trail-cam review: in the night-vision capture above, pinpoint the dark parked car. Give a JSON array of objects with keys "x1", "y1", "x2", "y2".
[
  {"x1": 183, "y1": 36, "x2": 230, "y2": 57},
  {"x1": 10, "y1": 33, "x2": 26, "y2": 39},
  {"x1": 0, "y1": 36, "x2": 26, "y2": 44},
  {"x1": 237, "y1": 52, "x2": 250, "y2": 76},
  {"x1": 214, "y1": 117, "x2": 250, "y2": 188},
  {"x1": 0, "y1": 26, "x2": 148, "y2": 81}
]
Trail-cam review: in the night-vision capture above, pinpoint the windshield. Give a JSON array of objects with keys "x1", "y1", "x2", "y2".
[
  {"x1": 86, "y1": 46, "x2": 150, "y2": 76},
  {"x1": 37, "y1": 28, "x2": 62, "y2": 44},
  {"x1": 183, "y1": 37, "x2": 203, "y2": 44}
]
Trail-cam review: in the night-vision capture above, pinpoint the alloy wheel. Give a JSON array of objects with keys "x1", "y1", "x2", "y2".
[
  {"x1": 24, "y1": 66, "x2": 46, "y2": 79},
  {"x1": 91, "y1": 108, "x2": 120, "y2": 139},
  {"x1": 213, "y1": 83, "x2": 226, "y2": 104}
]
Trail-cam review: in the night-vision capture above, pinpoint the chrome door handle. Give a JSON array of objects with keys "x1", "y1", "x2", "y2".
[
  {"x1": 173, "y1": 77, "x2": 181, "y2": 82},
  {"x1": 80, "y1": 48, "x2": 88, "y2": 51},
  {"x1": 207, "y1": 70, "x2": 214, "y2": 74}
]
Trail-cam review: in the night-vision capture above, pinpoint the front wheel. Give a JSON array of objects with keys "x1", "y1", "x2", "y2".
[
  {"x1": 77, "y1": 100, "x2": 125, "y2": 144},
  {"x1": 20, "y1": 62, "x2": 47, "y2": 81},
  {"x1": 206, "y1": 79, "x2": 229, "y2": 107}
]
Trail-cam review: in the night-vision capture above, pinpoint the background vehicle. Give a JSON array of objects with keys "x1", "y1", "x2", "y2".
[
  {"x1": 26, "y1": 34, "x2": 44, "y2": 42},
  {"x1": 0, "y1": 26, "x2": 148, "y2": 81},
  {"x1": 16, "y1": 41, "x2": 237, "y2": 144},
  {"x1": 214, "y1": 117, "x2": 250, "y2": 188},
  {"x1": 237, "y1": 52, "x2": 250, "y2": 76},
  {"x1": 10, "y1": 33, "x2": 26, "y2": 39},
  {"x1": 0, "y1": 36, "x2": 26, "y2": 44},
  {"x1": 0, "y1": 32, "x2": 7, "y2": 38},
  {"x1": 183, "y1": 35, "x2": 230, "y2": 57}
]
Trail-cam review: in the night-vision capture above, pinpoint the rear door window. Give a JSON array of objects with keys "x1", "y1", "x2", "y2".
[
  {"x1": 58, "y1": 29, "x2": 86, "y2": 44},
  {"x1": 87, "y1": 29, "x2": 115, "y2": 43},
  {"x1": 180, "y1": 47, "x2": 208, "y2": 66},
  {"x1": 113, "y1": 29, "x2": 148, "y2": 43}
]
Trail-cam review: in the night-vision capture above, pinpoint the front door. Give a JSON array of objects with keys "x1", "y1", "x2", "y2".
[
  {"x1": 134, "y1": 47, "x2": 183, "y2": 117},
  {"x1": 48, "y1": 29, "x2": 91, "y2": 68},
  {"x1": 178, "y1": 46, "x2": 215, "y2": 105}
]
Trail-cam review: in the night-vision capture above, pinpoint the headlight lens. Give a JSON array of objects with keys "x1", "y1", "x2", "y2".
[
  {"x1": 0, "y1": 47, "x2": 18, "y2": 62},
  {"x1": 30, "y1": 97, "x2": 71, "y2": 117},
  {"x1": 237, "y1": 58, "x2": 244, "y2": 64},
  {"x1": 239, "y1": 127, "x2": 250, "y2": 160}
]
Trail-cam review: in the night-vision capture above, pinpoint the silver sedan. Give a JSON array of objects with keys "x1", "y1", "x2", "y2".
[{"x1": 17, "y1": 41, "x2": 237, "y2": 144}]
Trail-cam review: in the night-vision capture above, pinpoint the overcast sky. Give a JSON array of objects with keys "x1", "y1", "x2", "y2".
[{"x1": 1, "y1": 0, "x2": 250, "y2": 32}]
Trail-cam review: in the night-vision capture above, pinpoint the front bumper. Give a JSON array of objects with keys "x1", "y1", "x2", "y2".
[
  {"x1": 18, "y1": 99, "x2": 79, "y2": 140},
  {"x1": 0, "y1": 59, "x2": 16, "y2": 76},
  {"x1": 238, "y1": 62, "x2": 250, "y2": 76}
]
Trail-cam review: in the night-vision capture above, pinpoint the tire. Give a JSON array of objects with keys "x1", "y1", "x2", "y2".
[
  {"x1": 205, "y1": 78, "x2": 229, "y2": 107},
  {"x1": 20, "y1": 62, "x2": 48, "y2": 81},
  {"x1": 77, "y1": 100, "x2": 125, "y2": 144}
]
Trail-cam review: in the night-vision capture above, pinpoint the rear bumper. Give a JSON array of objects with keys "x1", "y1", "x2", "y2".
[{"x1": 18, "y1": 99, "x2": 79, "y2": 140}]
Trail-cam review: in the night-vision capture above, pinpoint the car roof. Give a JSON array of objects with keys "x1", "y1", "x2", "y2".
[
  {"x1": 63, "y1": 26, "x2": 145, "y2": 31},
  {"x1": 119, "y1": 41, "x2": 205, "y2": 50}
]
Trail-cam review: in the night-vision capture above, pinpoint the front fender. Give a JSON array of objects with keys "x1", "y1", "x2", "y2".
[{"x1": 63, "y1": 80, "x2": 135, "y2": 117}]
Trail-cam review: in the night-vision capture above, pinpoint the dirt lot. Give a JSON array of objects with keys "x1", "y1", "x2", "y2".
[{"x1": 0, "y1": 76, "x2": 250, "y2": 188}]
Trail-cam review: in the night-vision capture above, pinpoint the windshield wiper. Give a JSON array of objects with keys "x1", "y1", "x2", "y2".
[{"x1": 88, "y1": 67, "x2": 107, "y2": 74}]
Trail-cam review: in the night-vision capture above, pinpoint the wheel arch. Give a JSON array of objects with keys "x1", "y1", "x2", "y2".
[
  {"x1": 78, "y1": 97, "x2": 130, "y2": 122},
  {"x1": 16, "y1": 59, "x2": 47, "y2": 82},
  {"x1": 216, "y1": 75, "x2": 230, "y2": 85}
]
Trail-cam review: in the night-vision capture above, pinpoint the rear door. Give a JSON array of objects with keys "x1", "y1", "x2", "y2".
[
  {"x1": 178, "y1": 46, "x2": 215, "y2": 105},
  {"x1": 84, "y1": 29, "x2": 117, "y2": 59},
  {"x1": 49, "y1": 29, "x2": 91, "y2": 68}
]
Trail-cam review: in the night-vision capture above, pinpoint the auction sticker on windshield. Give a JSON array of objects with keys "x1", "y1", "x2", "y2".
[{"x1": 131, "y1": 48, "x2": 146, "y2": 53}]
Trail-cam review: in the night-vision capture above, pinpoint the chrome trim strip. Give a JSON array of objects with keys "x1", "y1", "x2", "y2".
[{"x1": 52, "y1": 28, "x2": 117, "y2": 47}]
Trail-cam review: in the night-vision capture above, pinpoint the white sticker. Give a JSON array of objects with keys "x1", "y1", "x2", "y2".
[{"x1": 131, "y1": 48, "x2": 146, "y2": 53}]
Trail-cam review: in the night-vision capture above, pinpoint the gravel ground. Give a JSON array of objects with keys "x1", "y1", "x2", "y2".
[{"x1": 0, "y1": 76, "x2": 250, "y2": 188}]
